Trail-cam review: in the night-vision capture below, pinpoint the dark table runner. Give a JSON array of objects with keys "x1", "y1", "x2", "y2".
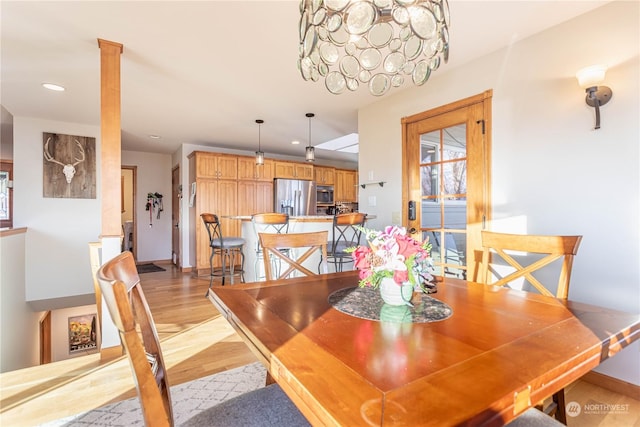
[{"x1": 328, "y1": 286, "x2": 453, "y2": 323}]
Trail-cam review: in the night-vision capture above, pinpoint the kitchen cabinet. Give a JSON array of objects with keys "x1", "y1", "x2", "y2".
[
  {"x1": 335, "y1": 169, "x2": 358, "y2": 203},
  {"x1": 314, "y1": 166, "x2": 335, "y2": 185},
  {"x1": 195, "y1": 152, "x2": 238, "y2": 180},
  {"x1": 238, "y1": 157, "x2": 274, "y2": 217},
  {"x1": 238, "y1": 156, "x2": 274, "y2": 182},
  {"x1": 189, "y1": 151, "x2": 241, "y2": 276},
  {"x1": 238, "y1": 181, "x2": 274, "y2": 217},
  {"x1": 274, "y1": 161, "x2": 314, "y2": 180},
  {"x1": 193, "y1": 178, "x2": 239, "y2": 274}
]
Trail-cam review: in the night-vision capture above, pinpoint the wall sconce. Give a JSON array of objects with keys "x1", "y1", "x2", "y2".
[{"x1": 576, "y1": 65, "x2": 612, "y2": 130}]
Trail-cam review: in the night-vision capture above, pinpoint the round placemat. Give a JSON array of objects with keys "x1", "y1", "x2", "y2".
[{"x1": 328, "y1": 286, "x2": 453, "y2": 323}]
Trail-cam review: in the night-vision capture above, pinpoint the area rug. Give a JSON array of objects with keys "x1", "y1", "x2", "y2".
[
  {"x1": 39, "y1": 362, "x2": 266, "y2": 426},
  {"x1": 135, "y1": 263, "x2": 166, "y2": 274}
]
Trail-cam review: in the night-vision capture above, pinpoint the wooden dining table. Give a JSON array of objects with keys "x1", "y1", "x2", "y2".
[{"x1": 207, "y1": 271, "x2": 639, "y2": 426}]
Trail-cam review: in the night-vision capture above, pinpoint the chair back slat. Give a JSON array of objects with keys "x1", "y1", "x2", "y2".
[
  {"x1": 479, "y1": 231, "x2": 582, "y2": 299},
  {"x1": 97, "y1": 252, "x2": 173, "y2": 427},
  {"x1": 259, "y1": 231, "x2": 328, "y2": 280}
]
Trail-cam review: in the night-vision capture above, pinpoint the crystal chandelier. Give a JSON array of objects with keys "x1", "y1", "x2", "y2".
[
  {"x1": 298, "y1": 0, "x2": 449, "y2": 96},
  {"x1": 298, "y1": 0, "x2": 450, "y2": 96}
]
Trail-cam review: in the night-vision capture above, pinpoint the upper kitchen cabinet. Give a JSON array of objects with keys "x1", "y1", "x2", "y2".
[
  {"x1": 238, "y1": 156, "x2": 274, "y2": 182},
  {"x1": 194, "y1": 152, "x2": 238, "y2": 180},
  {"x1": 314, "y1": 166, "x2": 335, "y2": 185},
  {"x1": 274, "y1": 161, "x2": 314, "y2": 180},
  {"x1": 335, "y1": 169, "x2": 358, "y2": 202}
]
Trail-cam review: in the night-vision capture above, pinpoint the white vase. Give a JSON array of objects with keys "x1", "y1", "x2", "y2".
[{"x1": 379, "y1": 277, "x2": 413, "y2": 306}]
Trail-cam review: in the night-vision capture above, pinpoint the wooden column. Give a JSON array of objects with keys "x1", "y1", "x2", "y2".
[
  {"x1": 97, "y1": 38, "x2": 124, "y2": 361},
  {"x1": 98, "y1": 38, "x2": 123, "y2": 237}
]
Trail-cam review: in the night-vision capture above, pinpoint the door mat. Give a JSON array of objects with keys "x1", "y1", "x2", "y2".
[{"x1": 136, "y1": 263, "x2": 166, "y2": 274}]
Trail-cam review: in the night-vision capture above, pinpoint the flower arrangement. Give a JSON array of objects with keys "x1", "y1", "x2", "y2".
[{"x1": 347, "y1": 225, "x2": 433, "y2": 290}]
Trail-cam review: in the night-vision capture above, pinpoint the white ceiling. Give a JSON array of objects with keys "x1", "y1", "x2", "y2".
[{"x1": 1, "y1": 1, "x2": 609, "y2": 163}]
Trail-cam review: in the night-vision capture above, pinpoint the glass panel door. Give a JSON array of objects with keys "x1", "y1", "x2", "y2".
[
  {"x1": 421, "y1": 125, "x2": 467, "y2": 278},
  {"x1": 402, "y1": 91, "x2": 491, "y2": 281}
]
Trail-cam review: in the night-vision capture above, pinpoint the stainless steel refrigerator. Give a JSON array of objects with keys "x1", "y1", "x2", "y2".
[{"x1": 274, "y1": 179, "x2": 316, "y2": 216}]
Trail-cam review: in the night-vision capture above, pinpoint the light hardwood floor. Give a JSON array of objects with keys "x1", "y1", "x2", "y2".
[{"x1": 0, "y1": 266, "x2": 638, "y2": 426}]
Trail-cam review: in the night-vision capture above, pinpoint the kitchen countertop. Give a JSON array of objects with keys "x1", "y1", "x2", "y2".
[{"x1": 226, "y1": 215, "x2": 374, "y2": 222}]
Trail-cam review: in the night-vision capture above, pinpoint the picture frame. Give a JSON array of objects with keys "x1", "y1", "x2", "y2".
[
  {"x1": 68, "y1": 313, "x2": 97, "y2": 354},
  {"x1": 43, "y1": 132, "x2": 97, "y2": 199}
]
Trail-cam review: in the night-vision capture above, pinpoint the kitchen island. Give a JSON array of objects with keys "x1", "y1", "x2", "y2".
[{"x1": 225, "y1": 215, "x2": 373, "y2": 282}]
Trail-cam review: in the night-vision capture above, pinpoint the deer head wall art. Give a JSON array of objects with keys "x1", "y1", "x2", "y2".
[
  {"x1": 44, "y1": 137, "x2": 85, "y2": 183},
  {"x1": 42, "y1": 132, "x2": 96, "y2": 199}
]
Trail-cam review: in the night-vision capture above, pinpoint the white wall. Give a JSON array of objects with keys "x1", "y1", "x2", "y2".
[
  {"x1": 0, "y1": 230, "x2": 43, "y2": 372},
  {"x1": 122, "y1": 150, "x2": 172, "y2": 263},
  {"x1": 14, "y1": 117, "x2": 101, "y2": 302},
  {"x1": 358, "y1": 1, "x2": 639, "y2": 385}
]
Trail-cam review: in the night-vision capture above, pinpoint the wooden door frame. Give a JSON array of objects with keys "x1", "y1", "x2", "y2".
[
  {"x1": 39, "y1": 311, "x2": 51, "y2": 364},
  {"x1": 121, "y1": 165, "x2": 137, "y2": 259},
  {"x1": 402, "y1": 90, "x2": 492, "y2": 280},
  {"x1": 172, "y1": 165, "x2": 180, "y2": 267}
]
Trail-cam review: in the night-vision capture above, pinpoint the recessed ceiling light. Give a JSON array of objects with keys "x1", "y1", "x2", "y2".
[
  {"x1": 42, "y1": 83, "x2": 65, "y2": 91},
  {"x1": 291, "y1": 140, "x2": 300, "y2": 145},
  {"x1": 148, "y1": 135, "x2": 161, "y2": 139}
]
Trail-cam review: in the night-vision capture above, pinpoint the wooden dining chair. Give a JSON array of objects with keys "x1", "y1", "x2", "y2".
[
  {"x1": 259, "y1": 231, "x2": 328, "y2": 280},
  {"x1": 479, "y1": 230, "x2": 583, "y2": 425},
  {"x1": 96, "y1": 251, "x2": 310, "y2": 427},
  {"x1": 325, "y1": 212, "x2": 367, "y2": 272},
  {"x1": 479, "y1": 231, "x2": 582, "y2": 299}
]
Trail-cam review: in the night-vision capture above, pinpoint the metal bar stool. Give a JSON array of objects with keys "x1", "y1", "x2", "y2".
[
  {"x1": 251, "y1": 213, "x2": 290, "y2": 281},
  {"x1": 201, "y1": 213, "x2": 245, "y2": 294},
  {"x1": 325, "y1": 212, "x2": 367, "y2": 272}
]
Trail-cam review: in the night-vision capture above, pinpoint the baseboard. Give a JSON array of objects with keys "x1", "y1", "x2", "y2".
[
  {"x1": 181, "y1": 266, "x2": 193, "y2": 273},
  {"x1": 581, "y1": 371, "x2": 640, "y2": 400},
  {"x1": 150, "y1": 259, "x2": 172, "y2": 265}
]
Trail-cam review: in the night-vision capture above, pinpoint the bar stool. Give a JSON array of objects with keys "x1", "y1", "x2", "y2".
[
  {"x1": 325, "y1": 212, "x2": 367, "y2": 272},
  {"x1": 201, "y1": 213, "x2": 245, "y2": 293},
  {"x1": 251, "y1": 213, "x2": 290, "y2": 281}
]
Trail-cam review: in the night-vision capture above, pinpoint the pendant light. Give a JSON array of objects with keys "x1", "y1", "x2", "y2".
[
  {"x1": 305, "y1": 113, "x2": 315, "y2": 162},
  {"x1": 255, "y1": 119, "x2": 264, "y2": 165}
]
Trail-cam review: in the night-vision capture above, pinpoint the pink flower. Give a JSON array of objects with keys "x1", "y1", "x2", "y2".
[
  {"x1": 359, "y1": 269, "x2": 374, "y2": 282},
  {"x1": 352, "y1": 246, "x2": 372, "y2": 270},
  {"x1": 395, "y1": 234, "x2": 423, "y2": 258},
  {"x1": 393, "y1": 269, "x2": 409, "y2": 284}
]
